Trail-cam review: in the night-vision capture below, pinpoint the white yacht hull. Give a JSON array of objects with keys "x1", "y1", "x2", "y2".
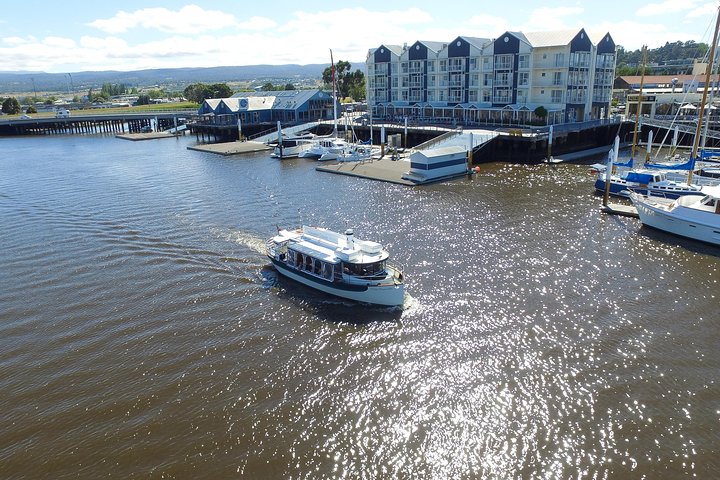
[
  {"x1": 630, "y1": 194, "x2": 720, "y2": 246},
  {"x1": 271, "y1": 143, "x2": 310, "y2": 158}
]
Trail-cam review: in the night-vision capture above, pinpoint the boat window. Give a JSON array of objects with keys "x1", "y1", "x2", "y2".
[
  {"x1": 342, "y1": 261, "x2": 386, "y2": 277},
  {"x1": 322, "y1": 263, "x2": 333, "y2": 279}
]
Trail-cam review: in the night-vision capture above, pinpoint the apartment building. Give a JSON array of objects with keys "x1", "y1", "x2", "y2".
[{"x1": 366, "y1": 28, "x2": 616, "y2": 126}]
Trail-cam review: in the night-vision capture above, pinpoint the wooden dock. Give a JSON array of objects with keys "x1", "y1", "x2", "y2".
[
  {"x1": 186, "y1": 141, "x2": 271, "y2": 156},
  {"x1": 600, "y1": 203, "x2": 639, "y2": 218},
  {"x1": 315, "y1": 157, "x2": 416, "y2": 186},
  {"x1": 116, "y1": 132, "x2": 183, "y2": 141}
]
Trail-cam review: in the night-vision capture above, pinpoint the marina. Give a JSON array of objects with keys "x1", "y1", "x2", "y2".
[{"x1": 2, "y1": 133, "x2": 720, "y2": 478}]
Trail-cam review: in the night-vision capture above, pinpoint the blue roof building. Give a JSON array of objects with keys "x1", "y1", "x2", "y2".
[{"x1": 197, "y1": 89, "x2": 339, "y2": 126}]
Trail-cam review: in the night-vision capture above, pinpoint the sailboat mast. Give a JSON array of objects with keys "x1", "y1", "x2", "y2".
[
  {"x1": 631, "y1": 45, "x2": 648, "y2": 161},
  {"x1": 690, "y1": 7, "x2": 720, "y2": 167},
  {"x1": 330, "y1": 49, "x2": 338, "y2": 138}
]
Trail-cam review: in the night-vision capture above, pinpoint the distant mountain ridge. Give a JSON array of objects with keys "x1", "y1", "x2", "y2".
[{"x1": 0, "y1": 63, "x2": 364, "y2": 95}]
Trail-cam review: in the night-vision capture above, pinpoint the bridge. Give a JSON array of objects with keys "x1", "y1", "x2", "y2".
[
  {"x1": 636, "y1": 117, "x2": 720, "y2": 143},
  {"x1": 0, "y1": 110, "x2": 195, "y2": 136}
]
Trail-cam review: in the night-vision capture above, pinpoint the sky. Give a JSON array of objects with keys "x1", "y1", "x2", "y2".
[{"x1": 0, "y1": 0, "x2": 718, "y2": 73}]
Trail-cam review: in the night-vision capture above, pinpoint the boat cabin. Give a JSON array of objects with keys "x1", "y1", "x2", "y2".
[{"x1": 270, "y1": 226, "x2": 391, "y2": 283}]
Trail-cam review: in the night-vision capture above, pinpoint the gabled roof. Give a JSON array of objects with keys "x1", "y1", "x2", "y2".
[
  {"x1": 416, "y1": 40, "x2": 446, "y2": 53},
  {"x1": 524, "y1": 29, "x2": 580, "y2": 47},
  {"x1": 460, "y1": 36, "x2": 492, "y2": 49},
  {"x1": 383, "y1": 45, "x2": 405, "y2": 56},
  {"x1": 506, "y1": 31, "x2": 530, "y2": 45},
  {"x1": 203, "y1": 99, "x2": 222, "y2": 110}
]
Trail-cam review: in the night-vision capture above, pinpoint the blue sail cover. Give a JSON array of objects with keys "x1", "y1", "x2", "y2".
[
  {"x1": 699, "y1": 149, "x2": 720, "y2": 160},
  {"x1": 644, "y1": 158, "x2": 695, "y2": 170},
  {"x1": 613, "y1": 157, "x2": 633, "y2": 168}
]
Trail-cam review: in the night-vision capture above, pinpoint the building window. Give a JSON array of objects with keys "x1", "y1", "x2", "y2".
[
  {"x1": 554, "y1": 53, "x2": 565, "y2": 67},
  {"x1": 518, "y1": 72, "x2": 529, "y2": 86},
  {"x1": 551, "y1": 90, "x2": 563, "y2": 103},
  {"x1": 518, "y1": 54, "x2": 529, "y2": 69},
  {"x1": 553, "y1": 71, "x2": 562, "y2": 86},
  {"x1": 495, "y1": 54, "x2": 513, "y2": 70}
]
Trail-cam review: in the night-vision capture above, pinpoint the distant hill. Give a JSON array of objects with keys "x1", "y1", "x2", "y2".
[{"x1": 0, "y1": 63, "x2": 364, "y2": 95}]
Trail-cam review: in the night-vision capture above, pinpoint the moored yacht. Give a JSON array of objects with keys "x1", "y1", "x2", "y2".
[
  {"x1": 594, "y1": 169, "x2": 706, "y2": 198},
  {"x1": 266, "y1": 226, "x2": 405, "y2": 306},
  {"x1": 271, "y1": 135, "x2": 314, "y2": 158},
  {"x1": 298, "y1": 137, "x2": 349, "y2": 160},
  {"x1": 629, "y1": 186, "x2": 720, "y2": 246}
]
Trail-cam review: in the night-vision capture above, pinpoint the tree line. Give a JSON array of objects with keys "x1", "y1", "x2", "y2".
[{"x1": 616, "y1": 40, "x2": 710, "y2": 75}]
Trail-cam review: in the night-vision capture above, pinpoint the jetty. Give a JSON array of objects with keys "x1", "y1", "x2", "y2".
[{"x1": 316, "y1": 157, "x2": 415, "y2": 186}]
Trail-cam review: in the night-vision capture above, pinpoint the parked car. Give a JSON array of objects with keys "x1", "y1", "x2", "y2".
[
  {"x1": 140, "y1": 125, "x2": 153, "y2": 133},
  {"x1": 55, "y1": 109, "x2": 71, "y2": 118},
  {"x1": 19, "y1": 114, "x2": 32, "y2": 119}
]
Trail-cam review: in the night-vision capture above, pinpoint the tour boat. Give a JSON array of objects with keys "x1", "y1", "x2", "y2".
[
  {"x1": 629, "y1": 186, "x2": 720, "y2": 246},
  {"x1": 266, "y1": 226, "x2": 405, "y2": 306}
]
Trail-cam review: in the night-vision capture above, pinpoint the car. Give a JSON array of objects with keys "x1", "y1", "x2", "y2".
[
  {"x1": 19, "y1": 114, "x2": 32, "y2": 119},
  {"x1": 140, "y1": 125, "x2": 153, "y2": 133},
  {"x1": 55, "y1": 109, "x2": 71, "y2": 118}
]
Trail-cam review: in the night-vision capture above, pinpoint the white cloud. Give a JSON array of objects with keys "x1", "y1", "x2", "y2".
[
  {"x1": 88, "y1": 4, "x2": 238, "y2": 34},
  {"x1": 686, "y1": 2, "x2": 717, "y2": 18},
  {"x1": 636, "y1": 0, "x2": 698, "y2": 17},
  {"x1": 80, "y1": 36, "x2": 128, "y2": 50},
  {"x1": 238, "y1": 16, "x2": 277, "y2": 31},
  {"x1": 592, "y1": 19, "x2": 702, "y2": 49},
  {"x1": 521, "y1": 6, "x2": 584, "y2": 31},
  {"x1": 43, "y1": 36, "x2": 76, "y2": 49}
]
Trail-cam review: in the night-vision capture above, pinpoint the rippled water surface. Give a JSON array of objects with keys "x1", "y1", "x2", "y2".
[{"x1": 1, "y1": 134, "x2": 719, "y2": 479}]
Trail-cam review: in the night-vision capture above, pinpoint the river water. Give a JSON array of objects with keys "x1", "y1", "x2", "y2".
[{"x1": 1, "y1": 134, "x2": 718, "y2": 479}]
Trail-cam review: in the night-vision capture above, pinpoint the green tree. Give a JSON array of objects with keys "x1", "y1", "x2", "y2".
[
  {"x1": 147, "y1": 88, "x2": 165, "y2": 99},
  {"x1": 136, "y1": 94, "x2": 150, "y2": 106},
  {"x1": 209, "y1": 83, "x2": 232, "y2": 98},
  {"x1": 183, "y1": 82, "x2": 232, "y2": 103},
  {"x1": 26, "y1": 105, "x2": 37, "y2": 114},
  {"x1": 2, "y1": 97, "x2": 21, "y2": 114},
  {"x1": 534, "y1": 106, "x2": 548, "y2": 125},
  {"x1": 322, "y1": 60, "x2": 366, "y2": 100},
  {"x1": 284, "y1": 83, "x2": 296, "y2": 90},
  {"x1": 261, "y1": 82, "x2": 277, "y2": 91}
]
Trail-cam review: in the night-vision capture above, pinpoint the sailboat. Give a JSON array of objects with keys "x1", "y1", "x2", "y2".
[
  {"x1": 629, "y1": 6, "x2": 720, "y2": 246},
  {"x1": 594, "y1": 46, "x2": 712, "y2": 198},
  {"x1": 298, "y1": 49, "x2": 349, "y2": 160}
]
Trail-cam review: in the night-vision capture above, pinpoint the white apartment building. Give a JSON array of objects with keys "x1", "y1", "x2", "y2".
[{"x1": 366, "y1": 28, "x2": 616, "y2": 126}]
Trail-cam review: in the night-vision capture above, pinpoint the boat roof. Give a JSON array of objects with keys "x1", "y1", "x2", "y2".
[
  {"x1": 701, "y1": 185, "x2": 720, "y2": 198},
  {"x1": 277, "y1": 226, "x2": 389, "y2": 264}
]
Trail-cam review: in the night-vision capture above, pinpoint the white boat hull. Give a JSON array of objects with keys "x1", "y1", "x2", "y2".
[
  {"x1": 630, "y1": 194, "x2": 720, "y2": 246},
  {"x1": 270, "y1": 257, "x2": 405, "y2": 306}
]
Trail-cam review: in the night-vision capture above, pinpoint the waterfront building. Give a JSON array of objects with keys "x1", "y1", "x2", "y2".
[
  {"x1": 615, "y1": 73, "x2": 720, "y2": 118},
  {"x1": 366, "y1": 28, "x2": 616, "y2": 126},
  {"x1": 197, "y1": 89, "x2": 339, "y2": 127}
]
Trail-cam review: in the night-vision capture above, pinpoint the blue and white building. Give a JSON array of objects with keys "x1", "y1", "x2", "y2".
[
  {"x1": 197, "y1": 89, "x2": 339, "y2": 126},
  {"x1": 366, "y1": 29, "x2": 616, "y2": 126}
]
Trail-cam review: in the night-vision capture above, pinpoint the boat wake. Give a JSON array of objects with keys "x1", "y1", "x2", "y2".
[{"x1": 214, "y1": 227, "x2": 268, "y2": 255}]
